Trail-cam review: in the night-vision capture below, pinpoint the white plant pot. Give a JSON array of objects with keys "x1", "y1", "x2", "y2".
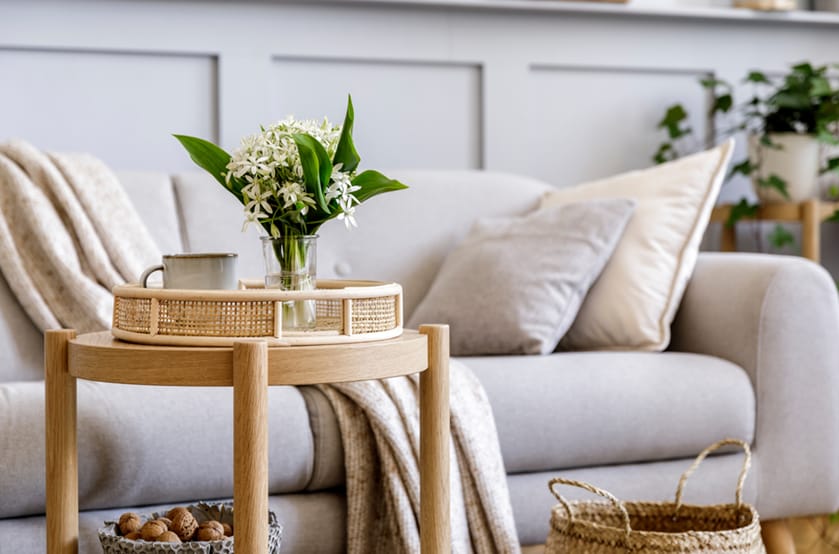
[{"x1": 749, "y1": 133, "x2": 821, "y2": 204}]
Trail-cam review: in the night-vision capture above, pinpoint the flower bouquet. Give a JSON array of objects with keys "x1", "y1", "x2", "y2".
[{"x1": 175, "y1": 95, "x2": 407, "y2": 330}]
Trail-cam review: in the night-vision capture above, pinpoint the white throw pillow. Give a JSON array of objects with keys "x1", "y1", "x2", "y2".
[
  {"x1": 407, "y1": 199, "x2": 635, "y2": 356},
  {"x1": 541, "y1": 139, "x2": 734, "y2": 351}
]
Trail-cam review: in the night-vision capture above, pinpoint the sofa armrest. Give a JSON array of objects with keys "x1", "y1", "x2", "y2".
[{"x1": 671, "y1": 252, "x2": 839, "y2": 518}]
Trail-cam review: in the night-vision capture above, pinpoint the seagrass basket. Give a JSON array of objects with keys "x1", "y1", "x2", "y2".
[
  {"x1": 111, "y1": 279, "x2": 403, "y2": 347},
  {"x1": 546, "y1": 439, "x2": 766, "y2": 554},
  {"x1": 98, "y1": 502, "x2": 282, "y2": 553}
]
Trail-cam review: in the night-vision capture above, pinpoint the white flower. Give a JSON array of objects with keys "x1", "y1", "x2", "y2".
[
  {"x1": 225, "y1": 115, "x2": 342, "y2": 231},
  {"x1": 337, "y1": 206, "x2": 357, "y2": 229}
]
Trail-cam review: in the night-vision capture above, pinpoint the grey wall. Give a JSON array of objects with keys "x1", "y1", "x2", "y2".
[{"x1": 3, "y1": 0, "x2": 839, "y2": 270}]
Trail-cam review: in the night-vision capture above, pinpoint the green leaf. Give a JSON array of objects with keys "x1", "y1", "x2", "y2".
[
  {"x1": 768, "y1": 224, "x2": 796, "y2": 249},
  {"x1": 829, "y1": 185, "x2": 839, "y2": 199},
  {"x1": 351, "y1": 170, "x2": 409, "y2": 203},
  {"x1": 728, "y1": 159, "x2": 754, "y2": 178},
  {"x1": 771, "y1": 91, "x2": 812, "y2": 110},
  {"x1": 828, "y1": 209, "x2": 839, "y2": 222},
  {"x1": 333, "y1": 95, "x2": 361, "y2": 173},
  {"x1": 173, "y1": 135, "x2": 242, "y2": 200},
  {"x1": 810, "y1": 76, "x2": 832, "y2": 97},
  {"x1": 830, "y1": 510, "x2": 839, "y2": 524},
  {"x1": 822, "y1": 157, "x2": 839, "y2": 175},
  {"x1": 712, "y1": 94, "x2": 733, "y2": 114},
  {"x1": 726, "y1": 198, "x2": 758, "y2": 228},
  {"x1": 653, "y1": 143, "x2": 675, "y2": 165},
  {"x1": 699, "y1": 77, "x2": 729, "y2": 89},
  {"x1": 758, "y1": 174, "x2": 790, "y2": 200},
  {"x1": 817, "y1": 129, "x2": 839, "y2": 146},
  {"x1": 744, "y1": 71, "x2": 770, "y2": 84},
  {"x1": 292, "y1": 133, "x2": 332, "y2": 214},
  {"x1": 658, "y1": 104, "x2": 687, "y2": 135}
]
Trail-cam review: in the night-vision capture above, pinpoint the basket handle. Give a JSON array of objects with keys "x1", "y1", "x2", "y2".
[
  {"x1": 548, "y1": 477, "x2": 632, "y2": 540},
  {"x1": 675, "y1": 438, "x2": 751, "y2": 511}
]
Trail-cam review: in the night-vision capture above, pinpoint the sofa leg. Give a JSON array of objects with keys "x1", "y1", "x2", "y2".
[{"x1": 762, "y1": 519, "x2": 796, "y2": 554}]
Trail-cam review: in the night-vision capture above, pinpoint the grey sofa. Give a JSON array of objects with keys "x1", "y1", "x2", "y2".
[{"x1": 1, "y1": 169, "x2": 838, "y2": 552}]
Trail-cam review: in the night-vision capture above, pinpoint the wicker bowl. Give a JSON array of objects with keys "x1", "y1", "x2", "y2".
[
  {"x1": 98, "y1": 502, "x2": 282, "y2": 553},
  {"x1": 112, "y1": 279, "x2": 403, "y2": 347}
]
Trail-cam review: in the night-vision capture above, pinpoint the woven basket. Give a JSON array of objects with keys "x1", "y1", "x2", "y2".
[
  {"x1": 98, "y1": 502, "x2": 282, "y2": 553},
  {"x1": 546, "y1": 439, "x2": 766, "y2": 554},
  {"x1": 111, "y1": 279, "x2": 403, "y2": 347}
]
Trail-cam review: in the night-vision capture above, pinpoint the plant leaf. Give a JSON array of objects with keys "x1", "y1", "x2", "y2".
[
  {"x1": 292, "y1": 133, "x2": 332, "y2": 214},
  {"x1": 333, "y1": 95, "x2": 361, "y2": 173},
  {"x1": 351, "y1": 170, "x2": 409, "y2": 203},
  {"x1": 822, "y1": 157, "x2": 839, "y2": 175},
  {"x1": 173, "y1": 135, "x2": 242, "y2": 200},
  {"x1": 828, "y1": 209, "x2": 839, "y2": 222},
  {"x1": 817, "y1": 129, "x2": 839, "y2": 146},
  {"x1": 758, "y1": 174, "x2": 790, "y2": 200},
  {"x1": 726, "y1": 198, "x2": 759, "y2": 228},
  {"x1": 744, "y1": 71, "x2": 770, "y2": 84},
  {"x1": 768, "y1": 224, "x2": 796, "y2": 249},
  {"x1": 728, "y1": 159, "x2": 754, "y2": 179},
  {"x1": 653, "y1": 143, "x2": 675, "y2": 165},
  {"x1": 713, "y1": 94, "x2": 733, "y2": 114}
]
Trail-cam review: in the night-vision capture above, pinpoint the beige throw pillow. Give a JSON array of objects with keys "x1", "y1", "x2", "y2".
[
  {"x1": 407, "y1": 199, "x2": 635, "y2": 356},
  {"x1": 541, "y1": 139, "x2": 734, "y2": 351}
]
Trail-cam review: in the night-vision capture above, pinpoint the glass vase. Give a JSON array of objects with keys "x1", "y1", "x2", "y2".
[{"x1": 262, "y1": 235, "x2": 317, "y2": 332}]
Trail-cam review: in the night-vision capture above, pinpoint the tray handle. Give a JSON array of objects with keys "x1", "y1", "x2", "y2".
[
  {"x1": 548, "y1": 477, "x2": 632, "y2": 540},
  {"x1": 675, "y1": 438, "x2": 751, "y2": 511}
]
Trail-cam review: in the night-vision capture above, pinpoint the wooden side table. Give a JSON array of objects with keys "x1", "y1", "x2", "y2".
[
  {"x1": 710, "y1": 199, "x2": 839, "y2": 263},
  {"x1": 45, "y1": 326, "x2": 451, "y2": 554}
]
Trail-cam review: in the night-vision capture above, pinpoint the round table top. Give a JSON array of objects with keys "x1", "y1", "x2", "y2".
[{"x1": 68, "y1": 330, "x2": 428, "y2": 386}]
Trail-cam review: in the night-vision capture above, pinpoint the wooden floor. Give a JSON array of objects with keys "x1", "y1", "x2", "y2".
[
  {"x1": 789, "y1": 516, "x2": 839, "y2": 554},
  {"x1": 520, "y1": 516, "x2": 839, "y2": 554}
]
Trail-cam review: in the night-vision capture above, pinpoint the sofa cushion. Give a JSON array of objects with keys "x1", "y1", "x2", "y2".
[
  {"x1": 115, "y1": 171, "x2": 185, "y2": 259},
  {"x1": 0, "y1": 380, "x2": 316, "y2": 519},
  {"x1": 541, "y1": 140, "x2": 733, "y2": 351},
  {"x1": 172, "y1": 170, "x2": 554, "y2": 318},
  {"x1": 407, "y1": 199, "x2": 635, "y2": 355},
  {"x1": 465, "y1": 351, "x2": 754, "y2": 473}
]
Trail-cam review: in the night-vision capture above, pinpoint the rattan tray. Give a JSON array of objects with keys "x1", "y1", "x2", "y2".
[{"x1": 112, "y1": 279, "x2": 403, "y2": 346}]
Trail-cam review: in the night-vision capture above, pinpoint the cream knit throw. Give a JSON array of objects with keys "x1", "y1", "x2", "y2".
[
  {"x1": 0, "y1": 140, "x2": 520, "y2": 552},
  {"x1": 0, "y1": 140, "x2": 160, "y2": 332},
  {"x1": 320, "y1": 360, "x2": 521, "y2": 554}
]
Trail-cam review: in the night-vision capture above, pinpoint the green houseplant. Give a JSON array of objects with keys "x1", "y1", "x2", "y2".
[
  {"x1": 175, "y1": 95, "x2": 407, "y2": 330},
  {"x1": 655, "y1": 62, "x2": 839, "y2": 248}
]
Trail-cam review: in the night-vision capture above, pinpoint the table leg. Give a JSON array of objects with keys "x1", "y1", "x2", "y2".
[
  {"x1": 45, "y1": 329, "x2": 78, "y2": 554},
  {"x1": 419, "y1": 325, "x2": 451, "y2": 554},
  {"x1": 233, "y1": 341, "x2": 269, "y2": 554}
]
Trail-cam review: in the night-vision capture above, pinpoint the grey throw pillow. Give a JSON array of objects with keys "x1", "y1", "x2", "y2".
[{"x1": 407, "y1": 198, "x2": 635, "y2": 356}]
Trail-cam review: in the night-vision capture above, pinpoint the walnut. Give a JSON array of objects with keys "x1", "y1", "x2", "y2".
[
  {"x1": 157, "y1": 531, "x2": 182, "y2": 543},
  {"x1": 196, "y1": 520, "x2": 225, "y2": 541},
  {"x1": 140, "y1": 519, "x2": 168, "y2": 541},
  {"x1": 123, "y1": 531, "x2": 141, "y2": 541},
  {"x1": 117, "y1": 512, "x2": 142, "y2": 536},
  {"x1": 221, "y1": 522, "x2": 233, "y2": 537},
  {"x1": 166, "y1": 506, "x2": 189, "y2": 520},
  {"x1": 169, "y1": 509, "x2": 198, "y2": 541}
]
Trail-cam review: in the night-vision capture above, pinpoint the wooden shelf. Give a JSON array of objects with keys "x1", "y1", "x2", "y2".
[
  {"x1": 292, "y1": 0, "x2": 839, "y2": 27},
  {"x1": 710, "y1": 199, "x2": 839, "y2": 262}
]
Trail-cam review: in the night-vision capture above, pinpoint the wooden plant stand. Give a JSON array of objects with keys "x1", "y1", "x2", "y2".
[
  {"x1": 45, "y1": 326, "x2": 451, "y2": 554},
  {"x1": 711, "y1": 199, "x2": 839, "y2": 263}
]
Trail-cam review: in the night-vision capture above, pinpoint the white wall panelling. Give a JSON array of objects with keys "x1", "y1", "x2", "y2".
[
  {"x1": 0, "y1": 47, "x2": 218, "y2": 171},
  {"x1": 525, "y1": 64, "x2": 712, "y2": 186},
  {"x1": 3, "y1": 0, "x2": 839, "y2": 261},
  {"x1": 271, "y1": 57, "x2": 482, "y2": 169}
]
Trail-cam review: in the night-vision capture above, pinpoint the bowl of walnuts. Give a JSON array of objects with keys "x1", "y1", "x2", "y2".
[{"x1": 98, "y1": 502, "x2": 282, "y2": 553}]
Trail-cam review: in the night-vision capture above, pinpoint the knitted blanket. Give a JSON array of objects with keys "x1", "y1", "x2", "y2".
[
  {"x1": 0, "y1": 140, "x2": 521, "y2": 553},
  {"x1": 0, "y1": 140, "x2": 160, "y2": 332}
]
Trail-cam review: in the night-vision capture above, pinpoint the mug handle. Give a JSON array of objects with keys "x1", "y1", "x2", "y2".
[{"x1": 139, "y1": 264, "x2": 164, "y2": 288}]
